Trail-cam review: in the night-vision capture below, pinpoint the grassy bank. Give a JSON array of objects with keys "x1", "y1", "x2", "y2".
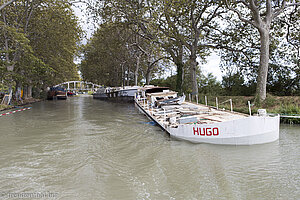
[
  {"x1": 195, "y1": 95, "x2": 300, "y2": 124},
  {"x1": 0, "y1": 104, "x2": 13, "y2": 111},
  {"x1": 0, "y1": 98, "x2": 42, "y2": 112}
]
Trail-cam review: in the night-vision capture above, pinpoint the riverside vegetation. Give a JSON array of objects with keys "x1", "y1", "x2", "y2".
[
  {"x1": 1, "y1": 1, "x2": 299, "y2": 119},
  {"x1": 198, "y1": 95, "x2": 300, "y2": 124}
]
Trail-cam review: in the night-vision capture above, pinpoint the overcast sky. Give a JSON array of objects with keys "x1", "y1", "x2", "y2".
[
  {"x1": 72, "y1": 4, "x2": 223, "y2": 81},
  {"x1": 201, "y1": 53, "x2": 222, "y2": 81}
]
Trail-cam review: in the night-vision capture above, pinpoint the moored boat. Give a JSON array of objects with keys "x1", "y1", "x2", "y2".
[
  {"x1": 93, "y1": 86, "x2": 140, "y2": 102},
  {"x1": 93, "y1": 87, "x2": 108, "y2": 99},
  {"x1": 135, "y1": 87, "x2": 280, "y2": 145},
  {"x1": 47, "y1": 87, "x2": 67, "y2": 100}
]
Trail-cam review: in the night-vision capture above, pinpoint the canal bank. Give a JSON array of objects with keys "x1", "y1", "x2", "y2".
[
  {"x1": 0, "y1": 98, "x2": 43, "y2": 112},
  {"x1": 192, "y1": 95, "x2": 300, "y2": 124},
  {"x1": 0, "y1": 96, "x2": 299, "y2": 199}
]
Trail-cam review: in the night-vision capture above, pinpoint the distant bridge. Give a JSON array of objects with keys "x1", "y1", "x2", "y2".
[{"x1": 53, "y1": 81, "x2": 102, "y2": 91}]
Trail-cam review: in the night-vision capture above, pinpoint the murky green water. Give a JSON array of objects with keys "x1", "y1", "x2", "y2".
[{"x1": 0, "y1": 96, "x2": 299, "y2": 200}]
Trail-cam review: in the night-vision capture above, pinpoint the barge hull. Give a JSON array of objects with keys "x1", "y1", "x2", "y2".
[
  {"x1": 168, "y1": 116, "x2": 280, "y2": 145},
  {"x1": 135, "y1": 99, "x2": 280, "y2": 145}
]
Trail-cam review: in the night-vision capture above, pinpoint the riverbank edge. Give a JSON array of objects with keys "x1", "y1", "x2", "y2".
[
  {"x1": 0, "y1": 98, "x2": 43, "y2": 112},
  {"x1": 189, "y1": 95, "x2": 300, "y2": 124}
]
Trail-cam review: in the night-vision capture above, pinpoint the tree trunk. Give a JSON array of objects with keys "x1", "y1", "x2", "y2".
[
  {"x1": 127, "y1": 66, "x2": 130, "y2": 86},
  {"x1": 134, "y1": 54, "x2": 140, "y2": 86},
  {"x1": 27, "y1": 85, "x2": 32, "y2": 98},
  {"x1": 23, "y1": 86, "x2": 28, "y2": 99},
  {"x1": 175, "y1": 45, "x2": 184, "y2": 94},
  {"x1": 146, "y1": 66, "x2": 151, "y2": 85},
  {"x1": 146, "y1": 58, "x2": 154, "y2": 85},
  {"x1": 176, "y1": 61, "x2": 184, "y2": 94},
  {"x1": 189, "y1": 49, "x2": 198, "y2": 98},
  {"x1": 121, "y1": 64, "x2": 125, "y2": 88},
  {"x1": 15, "y1": 81, "x2": 21, "y2": 101},
  {"x1": 255, "y1": 28, "x2": 270, "y2": 102}
]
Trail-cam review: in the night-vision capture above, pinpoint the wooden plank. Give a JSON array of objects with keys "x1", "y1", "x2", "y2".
[{"x1": 1, "y1": 95, "x2": 10, "y2": 105}]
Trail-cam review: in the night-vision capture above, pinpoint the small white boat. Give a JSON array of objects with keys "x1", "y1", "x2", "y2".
[{"x1": 135, "y1": 87, "x2": 280, "y2": 145}]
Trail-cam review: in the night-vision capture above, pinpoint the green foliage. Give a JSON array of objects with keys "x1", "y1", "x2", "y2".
[
  {"x1": 217, "y1": 1, "x2": 300, "y2": 101},
  {"x1": 262, "y1": 94, "x2": 277, "y2": 108},
  {"x1": 267, "y1": 63, "x2": 300, "y2": 96},
  {"x1": 150, "y1": 75, "x2": 177, "y2": 91},
  {"x1": 80, "y1": 23, "x2": 134, "y2": 86},
  {"x1": 28, "y1": 0, "x2": 82, "y2": 84},
  {"x1": 85, "y1": 0, "x2": 223, "y2": 93},
  {"x1": 0, "y1": 104, "x2": 12, "y2": 111},
  {"x1": 0, "y1": 0, "x2": 82, "y2": 98},
  {"x1": 150, "y1": 72, "x2": 223, "y2": 97},
  {"x1": 80, "y1": 21, "x2": 166, "y2": 86},
  {"x1": 198, "y1": 73, "x2": 222, "y2": 96},
  {"x1": 221, "y1": 72, "x2": 255, "y2": 96},
  {"x1": 277, "y1": 104, "x2": 300, "y2": 124},
  {"x1": 83, "y1": 0, "x2": 300, "y2": 99}
]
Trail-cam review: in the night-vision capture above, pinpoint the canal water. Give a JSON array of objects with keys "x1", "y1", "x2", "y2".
[{"x1": 0, "y1": 96, "x2": 299, "y2": 200}]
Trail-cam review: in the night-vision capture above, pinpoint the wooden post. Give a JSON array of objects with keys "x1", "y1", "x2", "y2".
[{"x1": 248, "y1": 101, "x2": 252, "y2": 116}]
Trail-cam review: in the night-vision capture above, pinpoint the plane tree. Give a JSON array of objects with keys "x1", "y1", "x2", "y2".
[
  {"x1": 80, "y1": 23, "x2": 138, "y2": 86},
  {"x1": 84, "y1": 0, "x2": 169, "y2": 85},
  {"x1": 85, "y1": 0, "x2": 223, "y2": 95},
  {"x1": 222, "y1": 0, "x2": 300, "y2": 102},
  {"x1": 158, "y1": 0, "x2": 223, "y2": 98},
  {"x1": 0, "y1": 0, "x2": 82, "y2": 98}
]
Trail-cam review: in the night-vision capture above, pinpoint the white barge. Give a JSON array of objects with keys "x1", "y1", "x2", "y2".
[
  {"x1": 135, "y1": 87, "x2": 280, "y2": 145},
  {"x1": 93, "y1": 86, "x2": 140, "y2": 102}
]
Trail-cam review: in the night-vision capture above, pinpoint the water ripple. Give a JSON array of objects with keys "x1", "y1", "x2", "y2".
[{"x1": 0, "y1": 97, "x2": 299, "y2": 199}]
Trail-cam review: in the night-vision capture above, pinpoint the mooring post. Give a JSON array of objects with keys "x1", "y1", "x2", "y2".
[
  {"x1": 230, "y1": 99, "x2": 233, "y2": 112},
  {"x1": 216, "y1": 97, "x2": 218, "y2": 110},
  {"x1": 248, "y1": 101, "x2": 252, "y2": 116}
]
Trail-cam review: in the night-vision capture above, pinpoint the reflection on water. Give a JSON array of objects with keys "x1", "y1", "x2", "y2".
[{"x1": 0, "y1": 96, "x2": 299, "y2": 200}]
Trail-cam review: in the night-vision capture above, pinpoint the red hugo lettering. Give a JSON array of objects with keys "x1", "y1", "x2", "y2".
[{"x1": 193, "y1": 127, "x2": 219, "y2": 136}]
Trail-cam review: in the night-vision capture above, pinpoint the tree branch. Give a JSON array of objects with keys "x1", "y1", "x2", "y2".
[
  {"x1": 265, "y1": 0, "x2": 272, "y2": 23},
  {"x1": 0, "y1": 0, "x2": 16, "y2": 11},
  {"x1": 224, "y1": 0, "x2": 258, "y2": 28},
  {"x1": 149, "y1": 56, "x2": 169, "y2": 68},
  {"x1": 248, "y1": 0, "x2": 262, "y2": 25},
  {"x1": 135, "y1": 44, "x2": 148, "y2": 56},
  {"x1": 272, "y1": 1, "x2": 286, "y2": 19},
  {"x1": 1, "y1": 10, "x2": 11, "y2": 63}
]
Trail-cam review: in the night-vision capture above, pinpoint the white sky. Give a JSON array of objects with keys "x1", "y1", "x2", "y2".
[
  {"x1": 72, "y1": 4, "x2": 224, "y2": 82},
  {"x1": 201, "y1": 53, "x2": 222, "y2": 81}
]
